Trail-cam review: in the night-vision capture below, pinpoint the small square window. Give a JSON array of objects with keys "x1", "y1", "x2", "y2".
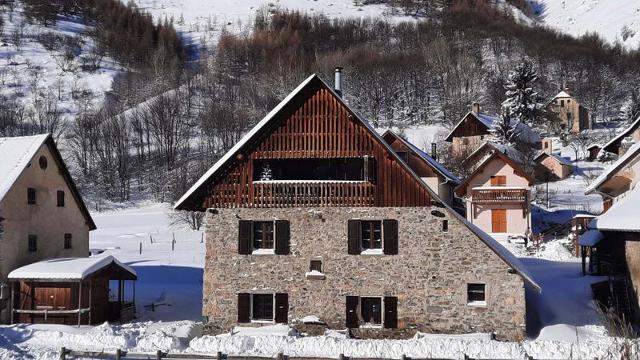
[
  {"x1": 442, "y1": 220, "x2": 448, "y2": 232},
  {"x1": 467, "y1": 283, "x2": 486, "y2": 305},
  {"x1": 310, "y1": 260, "x2": 322, "y2": 273},
  {"x1": 64, "y1": 233, "x2": 72, "y2": 249},
  {"x1": 251, "y1": 294, "x2": 274, "y2": 321},
  {"x1": 361, "y1": 221, "x2": 382, "y2": 250},
  {"x1": 28, "y1": 235, "x2": 37, "y2": 252},
  {"x1": 396, "y1": 151, "x2": 409, "y2": 163},
  {"x1": 253, "y1": 221, "x2": 274, "y2": 250},
  {"x1": 360, "y1": 297, "x2": 382, "y2": 326},
  {"x1": 27, "y1": 188, "x2": 36, "y2": 205},
  {"x1": 57, "y1": 191, "x2": 65, "y2": 207}
]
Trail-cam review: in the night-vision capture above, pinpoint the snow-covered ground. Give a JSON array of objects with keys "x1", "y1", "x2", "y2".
[{"x1": 537, "y1": 0, "x2": 640, "y2": 49}]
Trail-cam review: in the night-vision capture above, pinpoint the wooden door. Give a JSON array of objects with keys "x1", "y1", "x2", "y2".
[
  {"x1": 491, "y1": 209, "x2": 507, "y2": 233},
  {"x1": 490, "y1": 175, "x2": 506, "y2": 186}
]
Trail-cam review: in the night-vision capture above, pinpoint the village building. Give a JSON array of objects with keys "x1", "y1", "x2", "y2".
[
  {"x1": 545, "y1": 90, "x2": 592, "y2": 133},
  {"x1": 581, "y1": 142, "x2": 640, "y2": 322},
  {"x1": 534, "y1": 152, "x2": 572, "y2": 181},
  {"x1": 600, "y1": 116, "x2": 640, "y2": 157},
  {"x1": 455, "y1": 142, "x2": 534, "y2": 242},
  {"x1": 443, "y1": 103, "x2": 540, "y2": 156},
  {"x1": 0, "y1": 134, "x2": 96, "y2": 324},
  {"x1": 381, "y1": 130, "x2": 460, "y2": 206},
  {"x1": 7, "y1": 256, "x2": 137, "y2": 325},
  {"x1": 175, "y1": 73, "x2": 539, "y2": 341}
]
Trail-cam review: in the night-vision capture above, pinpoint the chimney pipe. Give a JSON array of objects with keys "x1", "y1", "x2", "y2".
[
  {"x1": 334, "y1": 67, "x2": 343, "y2": 97},
  {"x1": 471, "y1": 102, "x2": 480, "y2": 114}
]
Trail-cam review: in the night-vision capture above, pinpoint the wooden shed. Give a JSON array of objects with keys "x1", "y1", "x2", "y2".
[{"x1": 7, "y1": 256, "x2": 137, "y2": 325}]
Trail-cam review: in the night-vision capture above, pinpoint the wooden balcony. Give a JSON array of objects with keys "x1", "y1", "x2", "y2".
[
  {"x1": 471, "y1": 187, "x2": 528, "y2": 204},
  {"x1": 252, "y1": 180, "x2": 376, "y2": 207}
]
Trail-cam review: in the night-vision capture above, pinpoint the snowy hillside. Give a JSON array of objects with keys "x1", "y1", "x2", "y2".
[{"x1": 537, "y1": 0, "x2": 640, "y2": 49}]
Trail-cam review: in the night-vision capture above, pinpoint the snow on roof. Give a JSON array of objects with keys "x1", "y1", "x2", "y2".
[
  {"x1": 552, "y1": 91, "x2": 571, "y2": 99},
  {"x1": 587, "y1": 144, "x2": 601, "y2": 149},
  {"x1": 589, "y1": 185, "x2": 640, "y2": 232},
  {"x1": 578, "y1": 230, "x2": 604, "y2": 246},
  {"x1": 0, "y1": 134, "x2": 49, "y2": 203},
  {"x1": 444, "y1": 112, "x2": 540, "y2": 144},
  {"x1": 7, "y1": 256, "x2": 137, "y2": 281},
  {"x1": 601, "y1": 116, "x2": 640, "y2": 154},
  {"x1": 585, "y1": 142, "x2": 640, "y2": 194},
  {"x1": 536, "y1": 152, "x2": 572, "y2": 166}
]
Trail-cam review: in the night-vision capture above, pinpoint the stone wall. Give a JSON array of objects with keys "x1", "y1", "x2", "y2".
[{"x1": 202, "y1": 206, "x2": 527, "y2": 341}]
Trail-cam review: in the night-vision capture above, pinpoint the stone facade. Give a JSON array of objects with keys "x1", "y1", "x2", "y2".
[{"x1": 202, "y1": 206, "x2": 527, "y2": 341}]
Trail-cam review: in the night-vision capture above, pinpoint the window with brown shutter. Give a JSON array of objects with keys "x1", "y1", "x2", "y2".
[
  {"x1": 383, "y1": 219, "x2": 398, "y2": 255},
  {"x1": 237, "y1": 293, "x2": 250, "y2": 323},
  {"x1": 238, "y1": 220, "x2": 252, "y2": 254},
  {"x1": 347, "y1": 220, "x2": 361, "y2": 255},
  {"x1": 384, "y1": 296, "x2": 398, "y2": 329},
  {"x1": 274, "y1": 293, "x2": 288, "y2": 323},
  {"x1": 490, "y1": 175, "x2": 506, "y2": 186},
  {"x1": 345, "y1": 296, "x2": 359, "y2": 328},
  {"x1": 274, "y1": 220, "x2": 290, "y2": 255}
]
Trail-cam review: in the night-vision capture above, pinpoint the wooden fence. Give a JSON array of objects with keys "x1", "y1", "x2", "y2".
[{"x1": 59, "y1": 348, "x2": 535, "y2": 360}]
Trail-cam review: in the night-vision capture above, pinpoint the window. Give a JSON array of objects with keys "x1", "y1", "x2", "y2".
[
  {"x1": 64, "y1": 233, "x2": 72, "y2": 249},
  {"x1": 57, "y1": 190, "x2": 65, "y2": 207},
  {"x1": 27, "y1": 188, "x2": 36, "y2": 205},
  {"x1": 38, "y1": 156, "x2": 47, "y2": 169},
  {"x1": 361, "y1": 221, "x2": 382, "y2": 250},
  {"x1": 28, "y1": 235, "x2": 37, "y2": 252},
  {"x1": 567, "y1": 112, "x2": 572, "y2": 120},
  {"x1": 310, "y1": 259, "x2": 322, "y2": 273},
  {"x1": 560, "y1": 100, "x2": 565, "y2": 107},
  {"x1": 361, "y1": 297, "x2": 383, "y2": 326},
  {"x1": 253, "y1": 221, "x2": 274, "y2": 250},
  {"x1": 442, "y1": 220, "x2": 448, "y2": 232},
  {"x1": 251, "y1": 294, "x2": 274, "y2": 321},
  {"x1": 396, "y1": 151, "x2": 409, "y2": 163},
  {"x1": 252, "y1": 157, "x2": 375, "y2": 182},
  {"x1": 490, "y1": 175, "x2": 506, "y2": 186},
  {"x1": 467, "y1": 283, "x2": 486, "y2": 305}
]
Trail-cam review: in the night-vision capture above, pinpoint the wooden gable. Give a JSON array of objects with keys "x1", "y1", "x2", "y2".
[
  {"x1": 185, "y1": 76, "x2": 432, "y2": 210},
  {"x1": 444, "y1": 113, "x2": 491, "y2": 142},
  {"x1": 382, "y1": 132, "x2": 439, "y2": 179}
]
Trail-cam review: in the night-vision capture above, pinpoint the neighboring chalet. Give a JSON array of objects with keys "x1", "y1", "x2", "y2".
[
  {"x1": 534, "y1": 152, "x2": 572, "y2": 181},
  {"x1": 0, "y1": 135, "x2": 97, "y2": 324},
  {"x1": 581, "y1": 143, "x2": 640, "y2": 321},
  {"x1": 456, "y1": 142, "x2": 534, "y2": 241},
  {"x1": 444, "y1": 103, "x2": 540, "y2": 156},
  {"x1": 381, "y1": 130, "x2": 460, "y2": 206},
  {"x1": 601, "y1": 116, "x2": 640, "y2": 157},
  {"x1": 545, "y1": 90, "x2": 592, "y2": 133},
  {"x1": 175, "y1": 73, "x2": 539, "y2": 341}
]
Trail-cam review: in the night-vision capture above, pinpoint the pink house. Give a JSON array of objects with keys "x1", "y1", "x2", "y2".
[{"x1": 456, "y1": 143, "x2": 534, "y2": 241}]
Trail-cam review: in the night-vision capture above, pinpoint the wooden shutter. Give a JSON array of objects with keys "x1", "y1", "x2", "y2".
[
  {"x1": 238, "y1": 220, "x2": 252, "y2": 254},
  {"x1": 345, "y1": 296, "x2": 359, "y2": 328},
  {"x1": 347, "y1": 220, "x2": 362, "y2": 255},
  {"x1": 237, "y1": 293, "x2": 250, "y2": 323},
  {"x1": 275, "y1": 293, "x2": 289, "y2": 324},
  {"x1": 384, "y1": 296, "x2": 398, "y2": 329},
  {"x1": 383, "y1": 219, "x2": 398, "y2": 255},
  {"x1": 275, "y1": 220, "x2": 290, "y2": 255}
]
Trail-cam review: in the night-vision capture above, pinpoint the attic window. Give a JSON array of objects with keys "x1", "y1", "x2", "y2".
[
  {"x1": 467, "y1": 283, "x2": 486, "y2": 305},
  {"x1": 38, "y1": 156, "x2": 47, "y2": 170}
]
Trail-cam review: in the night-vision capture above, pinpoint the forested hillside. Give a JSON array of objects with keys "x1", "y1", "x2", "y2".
[{"x1": 1, "y1": 0, "x2": 639, "y2": 209}]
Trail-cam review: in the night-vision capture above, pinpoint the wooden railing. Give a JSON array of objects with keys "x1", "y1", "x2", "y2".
[
  {"x1": 472, "y1": 188, "x2": 528, "y2": 203},
  {"x1": 252, "y1": 181, "x2": 376, "y2": 207}
]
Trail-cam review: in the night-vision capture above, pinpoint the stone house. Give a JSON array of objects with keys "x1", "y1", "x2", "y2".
[
  {"x1": 545, "y1": 90, "x2": 592, "y2": 133},
  {"x1": 456, "y1": 142, "x2": 534, "y2": 242},
  {"x1": 443, "y1": 103, "x2": 540, "y2": 156},
  {"x1": 175, "y1": 73, "x2": 539, "y2": 341},
  {"x1": 0, "y1": 134, "x2": 95, "y2": 324},
  {"x1": 381, "y1": 130, "x2": 460, "y2": 206}
]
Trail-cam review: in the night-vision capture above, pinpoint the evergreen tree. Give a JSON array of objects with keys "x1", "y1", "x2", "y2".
[
  {"x1": 621, "y1": 89, "x2": 640, "y2": 124},
  {"x1": 502, "y1": 59, "x2": 542, "y2": 126},
  {"x1": 490, "y1": 109, "x2": 521, "y2": 145}
]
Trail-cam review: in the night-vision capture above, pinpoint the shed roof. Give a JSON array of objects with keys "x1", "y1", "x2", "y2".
[
  {"x1": 8, "y1": 256, "x2": 137, "y2": 282},
  {"x1": 585, "y1": 142, "x2": 640, "y2": 194},
  {"x1": 601, "y1": 116, "x2": 640, "y2": 154},
  {"x1": 579, "y1": 230, "x2": 604, "y2": 246},
  {"x1": 589, "y1": 185, "x2": 640, "y2": 232}
]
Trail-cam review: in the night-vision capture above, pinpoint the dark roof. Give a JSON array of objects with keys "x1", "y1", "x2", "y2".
[{"x1": 602, "y1": 116, "x2": 640, "y2": 154}]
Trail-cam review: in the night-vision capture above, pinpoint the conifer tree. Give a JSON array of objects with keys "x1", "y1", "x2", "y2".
[
  {"x1": 502, "y1": 59, "x2": 542, "y2": 126},
  {"x1": 490, "y1": 109, "x2": 520, "y2": 145}
]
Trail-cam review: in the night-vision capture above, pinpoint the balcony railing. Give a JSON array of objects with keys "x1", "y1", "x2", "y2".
[
  {"x1": 471, "y1": 187, "x2": 528, "y2": 204},
  {"x1": 252, "y1": 180, "x2": 376, "y2": 207}
]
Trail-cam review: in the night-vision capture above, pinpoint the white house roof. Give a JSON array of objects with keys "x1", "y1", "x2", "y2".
[
  {"x1": 585, "y1": 142, "x2": 640, "y2": 194},
  {"x1": 8, "y1": 256, "x2": 137, "y2": 281},
  {"x1": 589, "y1": 185, "x2": 640, "y2": 232},
  {"x1": 0, "y1": 134, "x2": 49, "y2": 203},
  {"x1": 552, "y1": 91, "x2": 571, "y2": 99},
  {"x1": 579, "y1": 230, "x2": 604, "y2": 246}
]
